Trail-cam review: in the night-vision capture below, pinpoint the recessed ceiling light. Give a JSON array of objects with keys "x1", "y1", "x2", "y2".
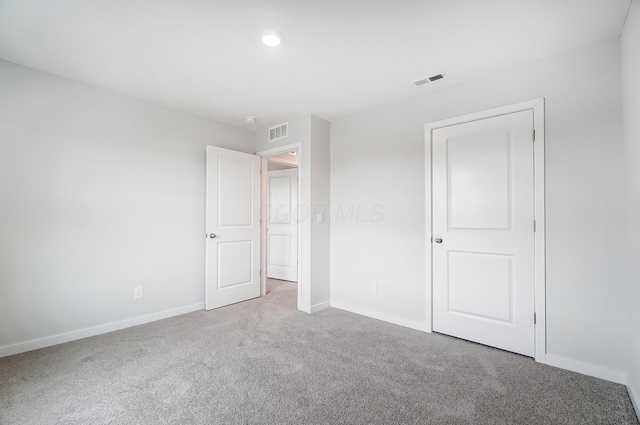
[
  {"x1": 245, "y1": 116, "x2": 257, "y2": 124},
  {"x1": 262, "y1": 31, "x2": 283, "y2": 47}
]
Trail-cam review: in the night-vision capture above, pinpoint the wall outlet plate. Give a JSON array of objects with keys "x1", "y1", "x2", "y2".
[
  {"x1": 370, "y1": 283, "x2": 377, "y2": 294},
  {"x1": 133, "y1": 286, "x2": 144, "y2": 300}
]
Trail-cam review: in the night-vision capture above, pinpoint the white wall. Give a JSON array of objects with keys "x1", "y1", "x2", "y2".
[
  {"x1": 309, "y1": 115, "x2": 331, "y2": 308},
  {"x1": 331, "y1": 38, "x2": 632, "y2": 379},
  {"x1": 622, "y1": 0, "x2": 640, "y2": 413},
  {"x1": 0, "y1": 60, "x2": 255, "y2": 355}
]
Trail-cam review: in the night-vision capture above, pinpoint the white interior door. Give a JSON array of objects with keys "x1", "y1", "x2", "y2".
[
  {"x1": 432, "y1": 110, "x2": 535, "y2": 357},
  {"x1": 205, "y1": 146, "x2": 260, "y2": 310},
  {"x1": 267, "y1": 168, "x2": 298, "y2": 282}
]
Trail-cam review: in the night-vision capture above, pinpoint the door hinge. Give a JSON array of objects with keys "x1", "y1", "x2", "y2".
[
  {"x1": 532, "y1": 129, "x2": 536, "y2": 142},
  {"x1": 533, "y1": 220, "x2": 537, "y2": 232},
  {"x1": 534, "y1": 312, "x2": 537, "y2": 325}
]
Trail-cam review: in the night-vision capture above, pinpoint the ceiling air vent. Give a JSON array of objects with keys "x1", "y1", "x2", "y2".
[
  {"x1": 414, "y1": 73, "x2": 445, "y2": 87},
  {"x1": 414, "y1": 78, "x2": 430, "y2": 87},
  {"x1": 269, "y1": 122, "x2": 288, "y2": 142}
]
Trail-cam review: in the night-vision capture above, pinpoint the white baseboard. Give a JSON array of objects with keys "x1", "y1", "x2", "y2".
[
  {"x1": 628, "y1": 375, "x2": 640, "y2": 421},
  {"x1": 545, "y1": 353, "x2": 627, "y2": 384},
  {"x1": 297, "y1": 303, "x2": 311, "y2": 314},
  {"x1": 330, "y1": 301, "x2": 429, "y2": 332},
  {"x1": 310, "y1": 301, "x2": 330, "y2": 313},
  {"x1": 0, "y1": 302, "x2": 204, "y2": 358}
]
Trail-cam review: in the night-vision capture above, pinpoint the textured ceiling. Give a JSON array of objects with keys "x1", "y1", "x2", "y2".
[{"x1": 0, "y1": 0, "x2": 631, "y2": 130}]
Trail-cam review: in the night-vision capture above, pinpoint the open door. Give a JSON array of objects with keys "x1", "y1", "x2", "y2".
[
  {"x1": 267, "y1": 168, "x2": 298, "y2": 282},
  {"x1": 205, "y1": 146, "x2": 261, "y2": 310}
]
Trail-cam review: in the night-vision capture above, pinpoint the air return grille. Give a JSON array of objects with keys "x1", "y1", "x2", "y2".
[
  {"x1": 414, "y1": 73, "x2": 445, "y2": 87},
  {"x1": 269, "y1": 123, "x2": 288, "y2": 142}
]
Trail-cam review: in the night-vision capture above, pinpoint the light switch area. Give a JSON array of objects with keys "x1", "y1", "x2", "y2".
[
  {"x1": 316, "y1": 213, "x2": 324, "y2": 224},
  {"x1": 370, "y1": 283, "x2": 377, "y2": 294},
  {"x1": 133, "y1": 286, "x2": 144, "y2": 300}
]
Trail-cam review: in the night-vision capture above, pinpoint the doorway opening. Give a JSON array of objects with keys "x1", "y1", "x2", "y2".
[
  {"x1": 264, "y1": 151, "x2": 299, "y2": 303},
  {"x1": 258, "y1": 142, "x2": 304, "y2": 312}
]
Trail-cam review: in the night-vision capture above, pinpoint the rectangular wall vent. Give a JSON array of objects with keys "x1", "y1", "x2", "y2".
[
  {"x1": 269, "y1": 122, "x2": 288, "y2": 142},
  {"x1": 414, "y1": 73, "x2": 445, "y2": 87}
]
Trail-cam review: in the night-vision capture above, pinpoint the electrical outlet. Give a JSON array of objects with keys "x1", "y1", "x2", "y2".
[
  {"x1": 370, "y1": 283, "x2": 377, "y2": 294},
  {"x1": 133, "y1": 286, "x2": 144, "y2": 300}
]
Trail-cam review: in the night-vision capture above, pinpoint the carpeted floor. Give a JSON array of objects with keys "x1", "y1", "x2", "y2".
[{"x1": 1, "y1": 280, "x2": 638, "y2": 425}]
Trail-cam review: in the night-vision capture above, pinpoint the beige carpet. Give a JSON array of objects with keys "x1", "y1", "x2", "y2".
[{"x1": 1, "y1": 280, "x2": 638, "y2": 424}]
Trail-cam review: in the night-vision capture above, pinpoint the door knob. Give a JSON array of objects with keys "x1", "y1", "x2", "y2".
[
  {"x1": 209, "y1": 233, "x2": 217, "y2": 239},
  {"x1": 434, "y1": 238, "x2": 443, "y2": 244}
]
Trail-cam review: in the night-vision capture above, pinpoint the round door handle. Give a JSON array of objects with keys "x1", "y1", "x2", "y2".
[
  {"x1": 434, "y1": 238, "x2": 443, "y2": 244},
  {"x1": 209, "y1": 233, "x2": 217, "y2": 239}
]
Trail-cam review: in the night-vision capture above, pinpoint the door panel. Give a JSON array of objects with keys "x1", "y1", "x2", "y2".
[
  {"x1": 269, "y1": 176, "x2": 292, "y2": 224},
  {"x1": 206, "y1": 146, "x2": 260, "y2": 310},
  {"x1": 217, "y1": 157, "x2": 254, "y2": 226},
  {"x1": 267, "y1": 168, "x2": 298, "y2": 282},
  {"x1": 269, "y1": 235, "x2": 291, "y2": 267},
  {"x1": 447, "y1": 251, "x2": 512, "y2": 322},
  {"x1": 217, "y1": 241, "x2": 253, "y2": 289},
  {"x1": 448, "y1": 131, "x2": 510, "y2": 230},
  {"x1": 432, "y1": 110, "x2": 534, "y2": 357}
]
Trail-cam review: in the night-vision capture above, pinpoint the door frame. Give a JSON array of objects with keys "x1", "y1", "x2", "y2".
[
  {"x1": 424, "y1": 98, "x2": 546, "y2": 362},
  {"x1": 257, "y1": 142, "x2": 303, "y2": 311}
]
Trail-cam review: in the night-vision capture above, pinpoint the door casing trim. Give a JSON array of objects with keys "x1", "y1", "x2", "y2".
[
  {"x1": 257, "y1": 142, "x2": 304, "y2": 312},
  {"x1": 424, "y1": 98, "x2": 546, "y2": 362}
]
